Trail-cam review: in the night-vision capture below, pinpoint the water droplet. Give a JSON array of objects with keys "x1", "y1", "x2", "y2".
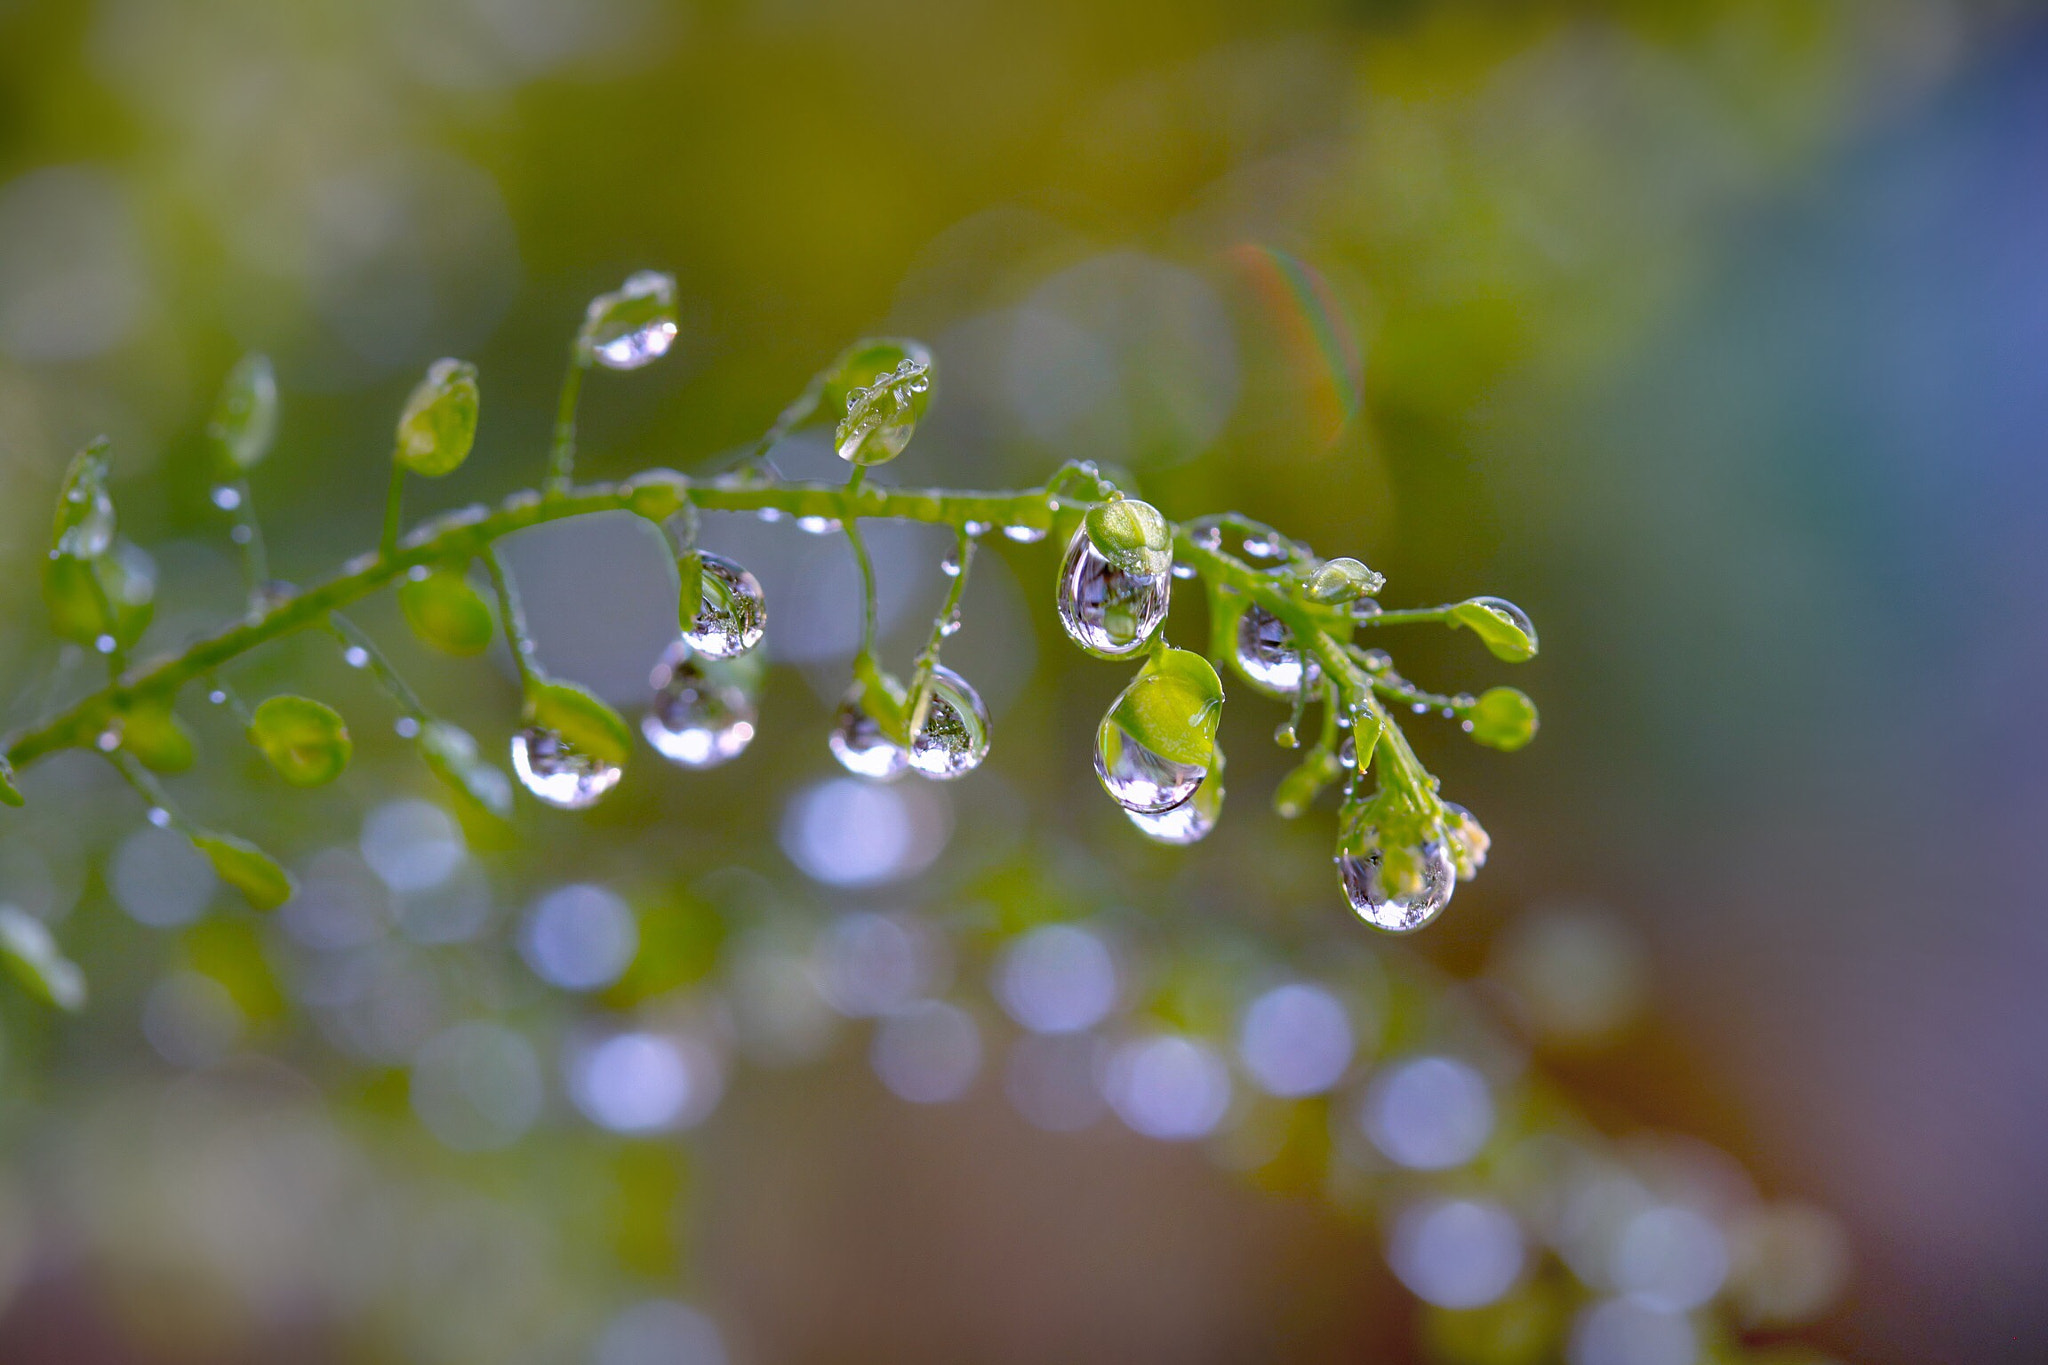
[
  {"x1": 1452, "y1": 693, "x2": 1475, "y2": 711},
  {"x1": 1338, "y1": 843, "x2": 1456, "y2": 933},
  {"x1": 211, "y1": 485, "x2": 242, "y2": 511},
  {"x1": 394, "y1": 716, "x2": 421, "y2": 739},
  {"x1": 795, "y1": 514, "x2": 840, "y2": 535},
  {"x1": 1234, "y1": 604, "x2": 1320, "y2": 696},
  {"x1": 1411, "y1": 701, "x2": 1428, "y2": 714},
  {"x1": 1127, "y1": 766, "x2": 1222, "y2": 845},
  {"x1": 510, "y1": 727, "x2": 622, "y2": 809},
  {"x1": 230, "y1": 524, "x2": 253, "y2": 545},
  {"x1": 584, "y1": 270, "x2": 679, "y2": 370},
  {"x1": 406, "y1": 565, "x2": 430, "y2": 582},
  {"x1": 1467, "y1": 596, "x2": 1538, "y2": 652},
  {"x1": 1170, "y1": 561, "x2": 1196, "y2": 580},
  {"x1": 963, "y1": 520, "x2": 992, "y2": 538},
  {"x1": 939, "y1": 612, "x2": 962, "y2": 638},
  {"x1": 94, "y1": 634, "x2": 116, "y2": 655},
  {"x1": 1242, "y1": 533, "x2": 1283, "y2": 563},
  {"x1": 147, "y1": 806, "x2": 172, "y2": 829},
  {"x1": 829, "y1": 689, "x2": 909, "y2": 781},
  {"x1": 208, "y1": 689, "x2": 228, "y2": 706},
  {"x1": 1338, "y1": 735, "x2": 1357, "y2": 768},
  {"x1": 1192, "y1": 526, "x2": 1222, "y2": 551},
  {"x1": 95, "y1": 728, "x2": 120, "y2": 752},
  {"x1": 344, "y1": 646, "x2": 371, "y2": 669},
  {"x1": 1056, "y1": 530, "x2": 1171, "y2": 660},
  {"x1": 1003, "y1": 525, "x2": 1046, "y2": 544},
  {"x1": 1274, "y1": 720, "x2": 1299, "y2": 747},
  {"x1": 1095, "y1": 719, "x2": 1206, "y2": 814},
  {"x1": 681, "y1": 552, "x2": 766, "y2": 659},
  {"x1": 756, "y1": 506, "x2": 787, "y2": 523},
  {"x1": 939, "y1": 551, "x2": 962, "y2": 577},
  {"x1": 908, "y1": 665, "x2": 990, "y2": 780},
  {"x1": 1361, "y1": 648, "x2": 1392, "y2": 672},
  {"x1": 642, "y1": 640, "x2": 756, "y2": 769}
]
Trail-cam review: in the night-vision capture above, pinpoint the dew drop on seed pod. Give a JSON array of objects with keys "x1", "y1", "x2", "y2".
[
  {"x1": 1467, "y1": 595, "x2": 1538, "y2": 653},
  {"x1": 1235, "y1": 603, "x2": 1320, "y2": 696},
  {"x1": 907, "y1": 665, "x2": 990, "y2": 780},
  {"x1": 1095, "y1": 717, "x2": 1206, "y2": 814},
  {"x1": 511, "y1": 726, "x2": 623, "y2": 809},
  {"x1": 681, "y1": 552, "x2": 766, "y2": 659},
  {"x1": 1056, "y1": 529, "x2": 1172, "y2": 660},
  {"x1": 1003, "y1": 525, "x2": 1046, "y2": 544},
  {"x1": 1361, "y1": 648, "x2": 1391, "y2": 672},
  {"x1": 1338, "y1": 843, "x2": 1456, "y2": 933},
  {"x1": 584, "y1": 270, "x2": 679, "y2": 370},
  {"x1": 829, "y1": 689, "x2": 909, "y2": 781},
  {"x1": 1352, "y1": 598, "x2": 1382, "y2": 620},
  {"x1": 643, "y1": 640, "x2": 756, "y2": 769}
]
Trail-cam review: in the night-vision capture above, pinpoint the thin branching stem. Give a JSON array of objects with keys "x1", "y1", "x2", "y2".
[
  {"x1": 229, "y1": 476, "x2": 269, "y2": 606},
  {"x1": 1355, "y1": 605, "x2": 1455, "y2": 627},
  {"x1": 484, "y1": 548, "x2": 540, "y2": 694},
  {"x1": 327, "y1": 612, "x2": 430, "y2": 723},
  {"x1": 841, "y1": 464, "x2": 879, "y2": 664},
  {"x1": 906, "y1": 526, "x2": 974, "y2": 732},
  {"x1": 545, "y1": 349, "x2": 588, "y2": 497},
  {"x1": 380, "y1": 465, "x2": 406, "y2": 562}
]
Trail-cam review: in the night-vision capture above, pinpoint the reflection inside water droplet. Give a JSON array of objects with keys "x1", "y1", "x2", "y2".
[
  {"x1": 1056, "y1": 530, "x2": 1170, "y2": 659},
  {"x1": 1235, "y1": 603, "x2": 1319, "y2": 696},
  {"x1": 908, "y1": 666, "x2": 990, "y2": 780},
  {"x1": 511, "y1": 726, "x2": 623, "y2": 809},
  {"x1": 644, "y1": 640, "x2": 756, "y2": 769},
  {"x1": 828, "y1": 689, "x2": 908, "y2": 781},
  {"x1": 681, "y1": 552, "x2": 766, "y2": 659},
  {"x1": 1338, "y1": 843, "x2": 1456, "y2": 933},
  {"x1": 1095, "y1": 718, "x2": 1205, "y2": 814}
]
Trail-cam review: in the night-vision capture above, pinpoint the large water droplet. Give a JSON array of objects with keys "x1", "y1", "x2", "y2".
[
  {"x1": 1235, "y1": 603, "x2": 1320, "y2": 696},
  {"x1": 1002, "y1": 525, "x2": 1046, "y2": 544},
  {"x1": 1056, "y1": 530, "x2": 1171, "y2": 660},
  {"x1": 1338, "y1": 843, "x2": 1456, "y2": 933},
  {"x1": 829, "y1": 689, "x2": 909, "y2": 781},
  {"x1": 1467, "y1": 596, "x2": 1538, "y2": 652},
  {"x1": 1127, "y1": 765, "x2": 1222, "y2": 845},
  {"x1": 642, "y1": 641, "x2": 756, "y2": 769},
  {"x1": 511, "y1": 726, "x2": 623, "y2": 809},
  {"x1": 681, "y1": 552, "x2": 766, "y2": 659},
  {"x1": 1095, "y1": 718, "x2": 1206, "y2": 814},
  {"x1": 585, "y1": 270, "x2": 679, "y2": 371},
  {"x1": 907, "y1": 665, "x2": 990, "y2": 780}
]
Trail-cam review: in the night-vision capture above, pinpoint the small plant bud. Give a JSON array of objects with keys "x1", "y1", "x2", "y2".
[
  {"x1": 394, "y1": 359, "x2": 480, "y2": 478},
  {"x1": 249, "y1": 694, "x2": 353, "y2": 787},
  {"x1": 525, "y1": 680, "x2": 633, "y2": 769},
  {"x1": 193, "y1": 832, "x2": 293, "y2": 910},
  {"x1": 209, "y1": 354, "x2": 279, "y2": 470},
  {"x1": 1468, "y1": 687, "x2": 1538, "y2": 751},
  {"x1": 835, "y1": 353, "x2": 933, "y2": 466},
  {"x1": 50, "y1": 439, "x2": 114, "y2": 560},
  {"x1": 1448, "y1": 596, "x2": 1538, "y2": 662},
  {"x1": 1304, "y1": 556, "x2": 1384, "y2": 604},
  {"x1": 1083, "y1": 496, "x2": 1173, "y2": 579},
  {"x1": 121, "y1": 699, "x2": 196, "y2": 774},
  {"x1": 401, "y1": 566, "x2": 495, "y2": 657}
]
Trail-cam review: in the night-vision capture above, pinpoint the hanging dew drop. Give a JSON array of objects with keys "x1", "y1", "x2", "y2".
[
  {"x1": 1002, "y1": 525, "x2": 1046, "y2": 544},
  {"x1": 211, "y1": 485, "x2": 242, "y2": 511},
  {"x1": 1127, "y1": 749, "x2": 1223, "y2": 845},
  {"x1": 394, "y1": 717, "x2": 420, "y2": 739},
  {"x1": 147, "y1": 806, "x2": 172, "y2": 829},
  {"x1": 681, "y1": 552, "x2": 766, "y2": 659},
  {"x1": 583, "y1": 271, "x2": 679, "y2": 371},
  {"x1": 510, "y1": 726, "x2": 622, "y2": 809},
  {"x1": 907, "y1": 665, "x2": 990, "y2": 780},
  {"x1": 1094, "y1": 716, "x2": 1206, "y2": 814},
  {"x1": 939, "y1": 551, "x2": 962, "y2": 578},
  {"x1": 642, "y1": 640, "x2": 756, "y2": 769},
  {"x1": 829, "y1": 688, "x2": 909, "y2": 781},
  {"x1": 1234, "y1": 603, "x2": 1320, "y2": 696},
  {"x1": 344, "y1": 646, "x2": 370, "y2": 669},
  {"x1": 795, "y1": 515, "x2": 840, "y2": 535},
  {"x1": 1170, "y1": 562, "x2": 1196, "y2": 580},
  {"x1": 1360, "y1": 648, "x2": 1391, "y2": 672},
  {"x1": 1352, "y1": 598, "x2": 1382, "y2": 620},
  {"x1": 939, "y1": 612, "x2": 962, "y2": 638},
  {"x1": 1337, "y1": 843, "x2": 1456, "y2": 933},
  {"x1": 1055, "y1": 529, "x2": 1171, "y2": 660}
]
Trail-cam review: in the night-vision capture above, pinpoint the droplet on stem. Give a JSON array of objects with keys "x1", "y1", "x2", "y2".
[
  {"x1": 1127, "y1": 748, "x2": 1224, "y2": 845},
  {"x1": 511, "y1": 727, "x2": 623, "y2": 809},
  {"x1": 829, "y1": 689, "x2": 909, "y2": 781},
  {"x1": 1337, "y1": 842, "x2": 1456, "y2": 933},
  {"x1": 907, "y1": 666, "x2": 990, "y2": 780},
  {"x1": 1095, "y1": 717, "x2": 1206, "y2": 814},
  {"x1": 1055, "y1": 529, "x2": 1171, "y2": 659},
  {"x1": 1235, "y1": 603, "x2": 1320, "y2": 696},
  {"x1": 580, "y1": 270, "x2": 679, "y2": 371},
  {"x1": 681, "y1": 552, "x2": 766, "y2": 659},
  {"x1": 643, "y1": 640, "x2": 756, "y2": 769}
]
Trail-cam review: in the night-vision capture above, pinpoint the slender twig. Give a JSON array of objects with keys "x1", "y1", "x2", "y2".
[
  {"x1": 484, "y1": 548, "x2": 540, "y2": 692},
  {"x1": 380, "y1": 464, "x2": 406, "y2": 562},
  {"x1": 545, "y1": 348, "x2": 588, "y2": 497},
  {"x1": 1354, "y1": 605, "x2": 1456, "y2": 628},
  {"x1": 105, "y1": 749, "x2": 189, "y2": 833},
  {"x1": 227, "y1": 476, "x2": 269, "y2": 608},
  {"x1": 327, "y1": 612, "x2": 430, "y2": 723},
  {"x1": 842, "y1": 464, "x2": 879, "y2": 664},
  {"x1": 906, "y1": 527, "x2": 975, "y2": 733}
]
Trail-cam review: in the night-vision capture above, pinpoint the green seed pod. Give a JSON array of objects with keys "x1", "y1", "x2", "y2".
[
  {"x1": 834, "y1": 349, "x2": 933, "y2": 466},
  {"x1": 418, "y1": 720, "x2": 515, "y2": 823},
  {"x1": 393, "y1": 358, "x2": 480, "y2": 478},
  {"x1": 0, "y1": 906, "x2": 86, "y2": 1010},
  {"x1": 249, "y1": 695, "x2": 353, "y2": 786},
  {"x1": 209, "y1": 354, "x2": 279, "y2": 470},
  {"x1": 1108, "y1": 647, "x2": 1225, "y2": 768},
  {"x1": 1083, "y1": 497, "x2": 1173, "y2": 579},
  {"x1": 50, "y1": 439, "x2": 114, "y2": 559},
  {"x1": 822, "y1": 338, "x2": 931, "y2": 416},
  {"x1": 1448, "y1": 596, "x2": 1539, "y2": 663},
  {"x1": 1468, "y1": 686, "x2": 1539, "y2": 751},
  {"x1": 42, "y1": 539, "x2": 155, "y2": 649},
  {"x1": 121, "y1": 699, "x2": 196, "y2": 774},
  {"x1": 525, "y1": 679, "x2": 633, "y2": 769},
  {"x1": 193, "y1": 833, "x2": 293, "y2": 911},
  {"x1": 0, "y1": 756, "x2": 24, "y2": 808},
  {"x1": 400, "y1": 566, "x2": 494, "y2": 656},
  {"x1": 1304, "y1": 557, "x2": 1384, "y2": 604},
  {"x1": 577, "y1": 271, "x2": 679, "y2": 371}
]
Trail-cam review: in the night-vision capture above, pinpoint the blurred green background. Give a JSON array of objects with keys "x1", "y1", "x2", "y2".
[{"x1": 2, "y1": 0, "x2": 2044, "y2": 1361}]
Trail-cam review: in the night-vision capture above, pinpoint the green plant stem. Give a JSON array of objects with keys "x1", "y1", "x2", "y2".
[
  {"x1": 380, "y1": 465, "x2": 406, "y2": 562},
  {"x1": 229, "y1": 477, "x2": 269, "y2": 606},
  {"x1": 82, "y1": 567, "x2": 127, "y2": 678},
  {"x1": 1347, "y1": 645, "x2": 1471, "y2": 719},
  {"x1": 545, "y1": 351, "x2": 588, "y2": 497},
  {"x1": 484, "y1": 548, "x2": 541, "y2": 694},
  {"x1": 906, "y1": 527, "x2": 974, "y2": 733},
  {"x1": 841, "y1": 465, "x2": 879, "y2": 664},
  {"x1": 205, "y1": 675, "x2": 255, "y2": 727},
  {"x1": 1355, "y1": 605, "x2": 1455, "y2": 628},
  {"x1": 327, "y1": 613, "x2": 430, "y2": 722},
  {"x1": 105, "y1": 749, "x2": 190, "y2": 834}
]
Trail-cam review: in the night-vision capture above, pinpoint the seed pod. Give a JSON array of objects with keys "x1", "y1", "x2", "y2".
[
  {"x1": 393, "y1": 359, "x2": 480, "y2": 478},
  {"x1": 400, "y1": 566, "x2": 494, "y2": 656},
  {"x1": 194, "y1": 832, "x2": 294, "y2": 911},
  {"x1": 249, "y1": 695, "x2": 353, "y2": 786},
  {"x1": 209, "y1": 354, "x2": 279, "y2": 470},
  {"x1": 1468, "y1": 687, "x2": 1538, "y2": 751}
]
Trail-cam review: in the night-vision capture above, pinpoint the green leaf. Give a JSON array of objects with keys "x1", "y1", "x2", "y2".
[
  {"x1": 393, "y1": 358, "x2": 480, "y2": 478},
  {"x1": 42, "y1": 539, "x2": 155, "y2": 649},
  {"x1": 577, "y1": 271, "x2": 679, "y2": 371},
  {"x1": 50, "y1": 438, "x2": 114, "y2": 559},
  {"x1": 417, "y1": 720, "x2": 515, "y2": 823},
  {"x1": 209, "y1": 354, "x2": 279, "y2": 470},
  {"x1": 525, "y1": 679, "x2": 632, "y2": 768},
  {"x1": 1468, "y1": 687, "x2": 1539, "y2": 751},
  {"x1": 1084, "y1": 497, "x2": 1173, "y2": 578},
  {"x1": 1108, "y1": 647, "x2": 1225, "y2": 768},
  {"x1": 0, "y1": 906, "x2": 85, "y2": 1010},
  {"x1": 193, "y1": 832, "x2": 293, "y2": 911},
  {"x1": 1304, "y1": 557, "x2": 1384, "y2": 603},
  {"x1": 121, "y1": 698, "x2": 196, "y2": 774},
  {"x1": 399, "y1": 566, "x2": 494, "y2": 656},
  {"x1": 1448, "y1": 596, "x2": 1539, "y2": 662},
  {"x1": 0, "y1": 756, "x2": 24, "y2": 807},
  {"x1": 248, "y1": 695, "x2": 353, "y2": 786},
  {"x1": 833, "y1": 346, "x2": 933, "y2": 466}
]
